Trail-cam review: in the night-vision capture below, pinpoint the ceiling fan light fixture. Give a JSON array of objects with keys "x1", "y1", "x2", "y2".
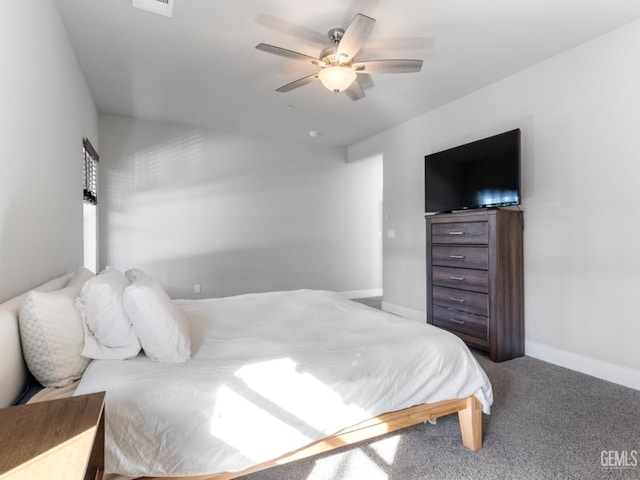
[{"x1": 318, "y1": 66, "x2": 357, "y2": 93}]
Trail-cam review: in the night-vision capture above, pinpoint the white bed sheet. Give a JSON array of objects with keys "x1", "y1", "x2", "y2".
[{"x1": 74, "y1": 289, "x2": 493, "y2": 477}]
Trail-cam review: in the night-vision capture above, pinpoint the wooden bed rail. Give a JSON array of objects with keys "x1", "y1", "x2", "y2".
[{"x1": 146, "y1": 395, "x2": 482, "y2": 480}]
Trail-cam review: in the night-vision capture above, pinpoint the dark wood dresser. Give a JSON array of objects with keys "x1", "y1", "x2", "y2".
[{"x1": 426, "y1": 209, "x2": 524, "y2": 362}]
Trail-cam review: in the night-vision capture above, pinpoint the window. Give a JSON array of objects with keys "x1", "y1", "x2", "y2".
[
  {"x1": 83, "y1": 138, "x2": 99, "y2": 205},
  {"x1": 83, "y1": 138, "x2": 99, "y2": 272}
]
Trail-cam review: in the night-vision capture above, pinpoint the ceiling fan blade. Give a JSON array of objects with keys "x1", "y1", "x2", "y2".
[
  {"x1": 353, "y1": 59, "x2": 423, "y2": 73},
  {"x1": 336, "y1": 13, "x2": 376, "y2": 61},
  {"x1": 256, "y1": 43, "x2": 326, "y2": 67},
  {"x1": 344, "y1": 80, "x2": 365, "y2": 101},
  {"x1": 275, "y1": 73, "x2": 319, "y2": 93}
]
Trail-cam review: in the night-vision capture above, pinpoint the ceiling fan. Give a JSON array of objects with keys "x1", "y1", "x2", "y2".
[{"x1": 256, "y1": 13, "x2": 423, "y2": 101}]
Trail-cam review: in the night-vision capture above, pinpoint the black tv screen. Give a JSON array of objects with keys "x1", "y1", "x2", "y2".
[{"x1": 424, "y1": 129, "x2": 521, "y2": 213}]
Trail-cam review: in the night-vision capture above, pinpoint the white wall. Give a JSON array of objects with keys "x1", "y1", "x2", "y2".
[
  {"x1": 0, "y1": 0, "x2": 98, "y2": 301},
  {"x1": 98, "y1": 114, "x2": 382, "y2": 298},
  {"x1": 348, "y1": 19, "x2": 640, "y2": 389}
]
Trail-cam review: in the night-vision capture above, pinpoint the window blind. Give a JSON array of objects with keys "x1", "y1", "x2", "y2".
[{"x1": 83, "y1": 138, "x2": 99, "y2": 205}]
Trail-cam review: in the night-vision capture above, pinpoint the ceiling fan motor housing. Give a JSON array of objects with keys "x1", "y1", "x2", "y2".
[
  {"x1": 320, "y1": 45, "x2": 348, "y2": 66},
  {"x1": 322, "y1": 28, "x2": 350, "y2": 65}
]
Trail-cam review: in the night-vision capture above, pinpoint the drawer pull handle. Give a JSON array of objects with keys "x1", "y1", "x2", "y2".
[
  {"x1": 448, "y1": 231, "x2": 465, "y2": 235},
  {"x1": 449, "y1": 276, "x2": 465, "y2": 281},
  {"x1": 448, "y1": 255, "x2": 465, "y2": 259},
  {"x1": 449, "y1": 297, "x2": 466, "y2": 303},
  {"x1": 449, "y1": 318, "x2": 465, "y2": 325}
]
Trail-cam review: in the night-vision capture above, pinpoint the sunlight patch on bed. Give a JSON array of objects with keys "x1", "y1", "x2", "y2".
[
  {"x1": 210, "y1": 385, "x2": 312, "y2": 462},
  {"x1": 235, "y1": 358, "x2": 371, "y2": 432}
]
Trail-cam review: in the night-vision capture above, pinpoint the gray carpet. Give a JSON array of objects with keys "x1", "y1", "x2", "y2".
[
  {"x1": 351, "y1": 296, "x2": 383, "y2": 310},
  {"x1": 238, "y1": 301, "x2": 640, "y2": 480}
]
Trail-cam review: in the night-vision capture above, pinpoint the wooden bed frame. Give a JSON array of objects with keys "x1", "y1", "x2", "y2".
[{"x1": 145, "y1": 395, "x2": 482, "y2": 480}]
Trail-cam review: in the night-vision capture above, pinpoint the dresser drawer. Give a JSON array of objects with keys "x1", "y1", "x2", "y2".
[
  {"x1": 431, "y1": 222, "x2": 488, "y2": 245},
  {"x1": 432, "y1": 306, "x2": 488, "y2": 340},
  {"x1": 432, "y1": 286, "x2": 489, "y2": 316},
  {"x1": 432, "y1": 266, "x2": 488, "y2": 293},
  {"x1": 431, "y1": 246, "x2": 488, "y2": 270}
]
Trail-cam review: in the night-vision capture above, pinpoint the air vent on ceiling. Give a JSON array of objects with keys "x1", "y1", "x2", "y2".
[{"x1": 132, "y1": 0, "x2": 174, "y2": 17}]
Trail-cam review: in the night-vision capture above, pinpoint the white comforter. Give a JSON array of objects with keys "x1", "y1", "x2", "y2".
[{"x1": 74, "y1": 290, "x2": 493, "y2": 477}]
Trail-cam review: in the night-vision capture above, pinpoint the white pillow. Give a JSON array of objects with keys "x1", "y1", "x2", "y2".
[
  {"x1": 18, "y1": 267, "x2": 94, "y2": 387},
  {"x1": 123, "y1": 270, "x2": 191, "y2": 362},
  {"x1": 78, "y1": 266, "x2": 141, "y2": 360}
]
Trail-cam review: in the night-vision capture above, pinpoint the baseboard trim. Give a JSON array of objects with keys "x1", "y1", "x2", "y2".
[
  {"x1": 525, "y1": 340, "x2": 640, "y2": 391},
  {"x1": 340, "y1": 289, "x2": 383, "y2": 299},
  {"x1": 381, "y1": 302, "x2": 425, "y2": 322}
]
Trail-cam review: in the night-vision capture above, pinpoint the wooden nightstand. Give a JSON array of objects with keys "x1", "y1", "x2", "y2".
[{"x1": 0, "y1": 392, "x2": 105, "y2": 480}]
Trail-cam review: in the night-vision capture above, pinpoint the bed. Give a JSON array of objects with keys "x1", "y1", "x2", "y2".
[{"x1": 0, "y1": 270, "x2": 493, "y2": 479}]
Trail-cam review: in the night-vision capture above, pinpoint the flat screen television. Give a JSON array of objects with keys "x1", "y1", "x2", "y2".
[{"x1": 424, "y1": 128, "x2": 521, "y2": 213}]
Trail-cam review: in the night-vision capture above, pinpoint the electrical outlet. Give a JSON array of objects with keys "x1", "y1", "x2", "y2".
[{"x1": 194, "y1": 284, "x2": 201, "y2": 294}]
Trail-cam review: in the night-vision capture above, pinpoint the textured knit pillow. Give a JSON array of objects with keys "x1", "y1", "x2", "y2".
[
  {"x1": 123, "y1": 270, "x2": 191, "y2": 363},
  {"x1": 78, "y1": 267, "x2": 141, "y2": 360},
  {"x1": 18, "y1": 267, "x2": 94, "y2": 387}
]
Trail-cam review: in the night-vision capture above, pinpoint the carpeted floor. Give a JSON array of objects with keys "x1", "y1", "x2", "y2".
[
  {"x1": 352, "y1": 296, "x2": 383, "y2": 310},
  {"x1": 239, "y1": 299, "x2": 640, "y2": 480}
]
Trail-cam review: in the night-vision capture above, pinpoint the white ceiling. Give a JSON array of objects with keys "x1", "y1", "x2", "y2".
[{"x1": 54, "y1": 0, "x2": 640, "y2": 146}]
